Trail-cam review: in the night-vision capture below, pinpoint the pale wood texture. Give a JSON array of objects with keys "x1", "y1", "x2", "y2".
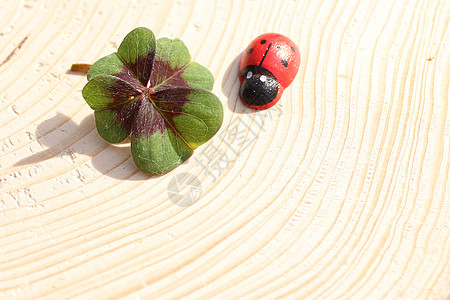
[{"x1": 1, "y1": 0, "x2": 449, "y2": 299}]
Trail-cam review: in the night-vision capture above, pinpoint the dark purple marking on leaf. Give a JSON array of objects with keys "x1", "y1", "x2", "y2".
[
  {"x1": 149, "y1": 59, "x2": 190, "y2": 90},
  {"x1": 98, "y1": 48, "x2": 203, "y2": 140},
  {"x1": 151, "y1": 87, "x2": 192, "y2": 126},
  {"x1": 106, "y1": 78, "x2": 143, "y2": 108},
  {"x1": 132, "y1": 94, "x2": 168, "y2": 138},
  {"x1": 109, "y1": 64, "x2": 146, "y2": 91},
  {"x1": 125, "y1": 50, "x2": 156, "y2": 87},
  {"x1": 129, "y1": 86, "x2": 193, "y2": 138},
  {"x1": 113, "y1": 97, "x2": 142, "y2": 133},
  {"x1": 103, "y1": 58, "x2": 196, "y2": 139}
]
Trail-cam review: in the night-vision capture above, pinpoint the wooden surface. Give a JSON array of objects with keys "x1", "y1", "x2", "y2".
[{"x1": 1, "y1": 0, "x2": 449, "y2": 299}]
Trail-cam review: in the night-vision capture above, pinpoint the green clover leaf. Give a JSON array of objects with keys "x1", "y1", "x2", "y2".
[{"x1": 81, "y1": 27, "x2": 223, "y2": 174}]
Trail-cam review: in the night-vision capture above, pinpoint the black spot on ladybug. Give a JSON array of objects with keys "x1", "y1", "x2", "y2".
[
  {"x1": 291, "y1": 46, "x2": 296, "y2": 52},
  {"x1": 247, "y1": 48, "x2": 253, "y2": 55},
  {"x1": 260, "y1": 39, "x2": 267, "y2": 44},
  {"x1": 281, "y1": 59, "x2": 288, "y2": 67}
]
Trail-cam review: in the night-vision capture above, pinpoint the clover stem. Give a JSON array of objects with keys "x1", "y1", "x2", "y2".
[{"x1": 70, "y1": 63, "x2": 92, "y2": 74}]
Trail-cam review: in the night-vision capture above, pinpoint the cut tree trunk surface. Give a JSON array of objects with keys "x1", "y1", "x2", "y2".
[{"x1": 0, "y1": 0, "x2": 449, "y2": 299}]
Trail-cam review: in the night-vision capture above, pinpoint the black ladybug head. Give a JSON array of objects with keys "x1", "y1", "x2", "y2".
[{"x1": 239, "y1": 66, "x2": 278, "y2": 107}]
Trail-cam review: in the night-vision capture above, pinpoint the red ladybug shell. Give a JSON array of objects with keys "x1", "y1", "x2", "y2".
[{"x1": 238, "y1": 33, "x2": 300, "y2": 109}]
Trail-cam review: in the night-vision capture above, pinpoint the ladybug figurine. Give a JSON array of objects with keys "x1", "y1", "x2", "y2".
[{"x1": 238, "y1": 33, "x2": 300, "y2": 110}]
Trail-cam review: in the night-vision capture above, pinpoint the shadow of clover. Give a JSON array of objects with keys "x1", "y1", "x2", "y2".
[{"x1": 14, "y1": 112, "x2": 152, "y2": 181}]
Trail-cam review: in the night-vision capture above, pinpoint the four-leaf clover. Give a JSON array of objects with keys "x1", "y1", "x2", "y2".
[{"x1": 82, "y1": 27, "x2": 223, "y2": 174}]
